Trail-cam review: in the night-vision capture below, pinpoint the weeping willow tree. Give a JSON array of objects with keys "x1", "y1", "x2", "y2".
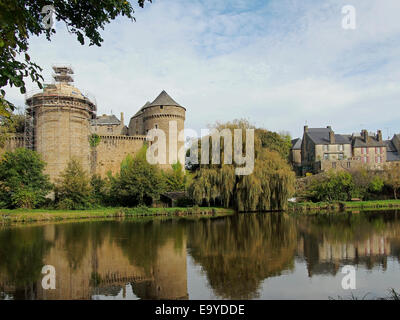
[{"x1": 188, "y1": 120, "x2": 295, "y2": 212}]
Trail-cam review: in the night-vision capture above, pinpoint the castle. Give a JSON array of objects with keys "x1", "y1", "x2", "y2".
[{"x1": 3, "y1": 66, "x2": 186, "y2": 181}]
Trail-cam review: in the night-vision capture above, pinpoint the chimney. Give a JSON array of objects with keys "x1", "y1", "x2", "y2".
[
  {"x1": 304, "y1": 125, "x2": 308, "y2": 132},
  {"x1": 329, "y1": 130, "x2": 335, "y2": 144},
  {"x1": 120, "y1": 112, "x2": 124, "y2": 126},
  {"x1": 361, "y1": 129, "x2": 368, "y2": 142},
  {"x1": 377, "y1": 130, "x2": 382, "y2": 142}
]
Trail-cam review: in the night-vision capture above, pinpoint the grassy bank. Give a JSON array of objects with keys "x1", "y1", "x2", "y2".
[
  {"x1": 0, "y1": 206, "x2": 235, "y2": 224},
  {"x1": 289, "y1": 199, "x2": 400, "y2": 213}
]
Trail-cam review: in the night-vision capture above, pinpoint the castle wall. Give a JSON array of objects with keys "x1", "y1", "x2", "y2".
[
  {"x1": 0, "y1": 134, "x2": 24, "y2": 157},
  {"x1": 91, "y1": 135, "x2": 146, "y2": 177}
]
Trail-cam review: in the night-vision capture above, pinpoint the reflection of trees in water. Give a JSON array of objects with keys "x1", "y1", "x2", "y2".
[
  {"x1": 0, "y1": 226, "x2": 52, "y2": 299},
  {"x1": 187, "y1": 214, "x2": 297, "y2": 299},
  {"x1": 108, "y1": 219, "x2": 186, "y2": 275},
  {"x1": 54, "y1": 222, "x2": 106, "y2": 270}
]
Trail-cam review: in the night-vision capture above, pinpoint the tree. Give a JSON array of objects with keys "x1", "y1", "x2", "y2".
[
  {"x1": 257, "y1": 129, "x2": 292, "y2": 161},
  {"x1": 0, "y1": 0, "x2": 151, "y2": 116},
  {"x1": 110, "y1": 147, "x2": 166, "y2": 207},
  {"x1": 188, "y1": 120, "x2": 295, "y2": 211},
  {"x1": 163, "y1": 162, "x2": 187, "y2": 192},
  {"x1": 0, "y1": 148, "x2": 52, "y2": 208},
  {"x1": 306, "y1": 170, "x2": 354, "y2": 202},
  {"x1": 384, "y1": 164, "x2": 400, "y2": 199},
  {"x1": 90, "y1": 174, "x2": 107, "y2": 206},
  {"x1": 54, "y1": 158, "x2": 92, "y2": 209}
]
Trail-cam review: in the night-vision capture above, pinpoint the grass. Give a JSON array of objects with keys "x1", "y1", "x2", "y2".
[
  {"x1": 0, "y1": 206, "x2": 235, "y2": 224},
  {"x1": 330, "y1": 288, "x2": 400, "y2": 300},
  {"x1": 289, "y1": 199, "x2": 400, "y2": 213}
]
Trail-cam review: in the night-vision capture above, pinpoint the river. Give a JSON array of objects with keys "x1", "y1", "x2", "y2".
[{"x1": 0, "y1": 210, "x2": 399, "y2": 300}]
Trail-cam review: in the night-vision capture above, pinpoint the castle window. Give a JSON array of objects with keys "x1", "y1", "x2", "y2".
[
  {"x1": 155, "y1": 124, "x2": 158, "y2": 129},
  {"x1": 160, "y1": 106, "x2": 164, "y2": 110}
]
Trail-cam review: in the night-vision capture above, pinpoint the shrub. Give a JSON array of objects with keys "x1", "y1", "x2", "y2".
[
  {"x1": 0, "y1": 148, "x2": 52, "y2": 208},
  {"x1": 54, "y1": 159, "x2": 93, "y2": 209}
]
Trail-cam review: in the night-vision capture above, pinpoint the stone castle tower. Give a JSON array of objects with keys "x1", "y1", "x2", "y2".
[
  {"x1": 25, "y1": 66, "x2": 96, "y2": 181},
  {"x1": 128, "y1": 91, "x2": 186, "y2": 169},
  {"x1": 21, "y1": 66, "x2": 186, "y2": 181}
]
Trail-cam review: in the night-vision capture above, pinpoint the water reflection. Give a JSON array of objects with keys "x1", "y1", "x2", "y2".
[{"x1": 0, "y1": 211, "x2": 400, "y2": 300}]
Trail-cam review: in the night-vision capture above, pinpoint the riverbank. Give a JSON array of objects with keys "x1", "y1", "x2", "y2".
[
  {"x1": 289, "y1": 199, "x2": 400, "y2": 213},
  {"x1": 0, "y1": 206, "x2": 235, "y2": 224}
]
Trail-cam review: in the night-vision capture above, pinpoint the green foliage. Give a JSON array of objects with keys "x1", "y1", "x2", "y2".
[
  {"x1": 369, "y1": 175, "x2": 384, "y2": 193},
  {"x1": 383, "y1": 164, "x2": 400, "y2": 199},
  {"x1": 109, "y1": 147, "x2": 166, "y2": 207},
  {"x1": 307, "y1": 170, "x2": 353, "y2": 202},
  {"x1": 0, "y1": 0, "x2": 150, "y2": 117},
  {"x1": 54, "y1": 159, "x2": 93, "y2": 209},
  {"x1": 257, "y1": 129, "x2": 292, "y2": 161},
  {"x1": 163, "y1": 162, "x2": 186, "y2": 192},
  {"x1": 89, "y1": 133, "x2": 101, "y2": 147},
  {"x1": 90, "y1": 174, "x2": 107, "y2": 205},
  {"x1": 0, "y1": 148, "x2": 52, "y2": 208},
  {"x1": 303, "y1": 168, "x2": 387, "y2": 202},
  {"x1": 188, "y1": 120, "x2": 295, "y2": 211}
]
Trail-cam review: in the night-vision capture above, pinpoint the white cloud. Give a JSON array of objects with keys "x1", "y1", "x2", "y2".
[{"x1": 5, "y1": 0, "x2": 400, "y2": 138}]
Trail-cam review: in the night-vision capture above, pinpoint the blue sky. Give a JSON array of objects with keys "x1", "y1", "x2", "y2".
[{"x1": 6, "y1": 0, "x2": 400, "y2": 138}]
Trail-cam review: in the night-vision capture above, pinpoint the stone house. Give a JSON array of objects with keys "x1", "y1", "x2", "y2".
[{"x1": 292, "y1": 125, "x2": 400, "y2": 175}]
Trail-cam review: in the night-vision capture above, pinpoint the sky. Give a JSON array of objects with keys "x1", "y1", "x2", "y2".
[{"x1": 5, "y1": 0, "x2": 400, "y2": 139}]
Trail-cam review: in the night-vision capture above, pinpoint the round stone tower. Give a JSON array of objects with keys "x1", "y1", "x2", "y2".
[
  {"x1": 25, "y1": 66, "x2": 96, "y2": 181},
  {"x1": 142, "y1": 90, "x2": 186, "y2": 169}
]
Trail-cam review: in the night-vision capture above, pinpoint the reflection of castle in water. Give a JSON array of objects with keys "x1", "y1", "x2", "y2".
[
  {"x1": 0, "y1": 222, "x2": 188, "y2": 300},
  {"x1": 1, "y1": 212, "x2": 400, "y2": 300}
]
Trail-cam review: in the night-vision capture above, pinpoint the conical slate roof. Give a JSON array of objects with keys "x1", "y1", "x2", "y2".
[
  {"x1": 148, "y1": 90, "x2": 182, "y2": 107},
  {"x1": 131, "y1": 101, "x2": 151, "y2": 118}
]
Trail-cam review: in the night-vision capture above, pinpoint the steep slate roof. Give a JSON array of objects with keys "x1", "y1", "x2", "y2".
[
  {"x1": 352, "y1": 136, "x2": 386, "y2": 148},
  {"x1": 131, "y1": 101, "x2": 150, "y2": 119},
  {"x1": 305, "y1": 128, "x2": 351, "y2": 145},
  {"x1": 291, "y1": 138, "x2": 302, "y2": 150},
  {"x1": 148, "y1": 90, "x2": 183, "y2": 108},
  {"x1": 385, "y1": 140, "x2": 400, "y2": 162},
  {"x1": 91, "y1": 114, "x2": 120, "y2": 125}
]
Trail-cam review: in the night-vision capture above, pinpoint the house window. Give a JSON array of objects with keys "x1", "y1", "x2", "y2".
[
  {"x1": 323, "y1": 145, "x2": 328, "y2": 151},
  {"x1": 339, "y1": 145, "x2": 344, "y2": 151},
  {"x1": 362, "y1": 147, "x2": 367, "y2": 154},
  {"x1": 362, "y1": 156, "x2": 368, "y2": 163},
  {"x1": 160, "y1": 105, "x2": 164, "y2": 110},
  {"x1": 347, "y1": 162, "x2": 351, "y2": 168},
  {"x1": 338, "y1": 153, "x2": 344, "y2": 160},
  {"x1": 377, "y1": 156, "x2": 382, "y2": 163},
  {"x1": 323, "y1": 153, "x2": 329, "y2": 160},
  {"x1": 377, "y1": 147, "x2": 382, "y2": 154},
  {"x1": 332, "y1": 162, "x2": 336, "y2": 169},
  {"x1": 107, "y1": 127, "x2": 113, "y2": 133}
]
